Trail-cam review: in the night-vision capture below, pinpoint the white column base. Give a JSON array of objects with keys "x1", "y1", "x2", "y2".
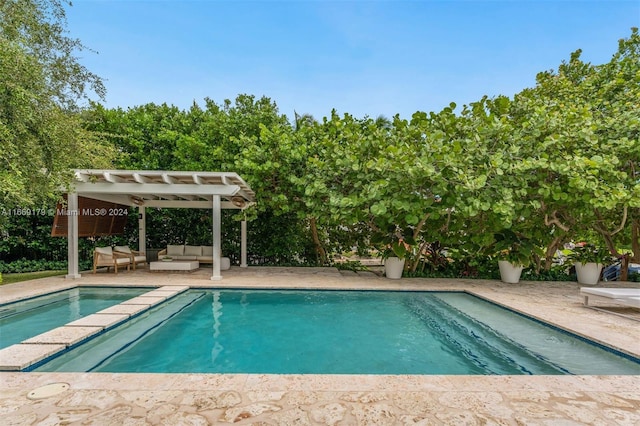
[
  {"x1": 210, "y1": 275, "x2": 223, "y2": 281},
  {"x1": 65, "y1": 274, "x2": 82, "y2": 279}
]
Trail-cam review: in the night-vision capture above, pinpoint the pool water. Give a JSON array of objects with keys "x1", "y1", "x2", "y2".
[
  {"x1": 34, "y1": 290, "x2": 640, "y2": 375},
  {"x1": 0, "y1": 287, "x2": 147, "y2": 349}
]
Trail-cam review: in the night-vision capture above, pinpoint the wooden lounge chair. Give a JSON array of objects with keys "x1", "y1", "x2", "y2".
[
  {"x1": 114, "y1": 246, "x2": 147, "y2": 270},
  {"x1": 93, "y1": 246, "x2": 131, "y2": 274}
]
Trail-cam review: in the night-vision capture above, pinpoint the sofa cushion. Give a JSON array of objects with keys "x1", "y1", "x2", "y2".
[
  {"x1": 114, "y1": 245, "x2": 131, "y2": 254},
  {"x1": 95, "y1": 246, "x2": 113, "y2": 256},
  {"x1": 184, "y1": 245, "x2": 202, "y2": 256},
  {"x1": 167, "y1": 245, "x2": 184, "y2": 256},
  {"x1": 202, "y1": 246, "x2": 213, "y2": 256}
]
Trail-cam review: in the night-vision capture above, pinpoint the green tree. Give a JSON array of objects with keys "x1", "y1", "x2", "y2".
[
  {"x1": 506, "y1": 28, "x2": 640, "y2": 270},
  {"x1": 0, "y1": 0, "x2": 114, "y2": 213}
]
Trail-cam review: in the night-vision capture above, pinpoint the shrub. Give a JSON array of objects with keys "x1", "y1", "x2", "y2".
[{"x1": 0, "y1": 259, "x2": 92, "y2": 274}]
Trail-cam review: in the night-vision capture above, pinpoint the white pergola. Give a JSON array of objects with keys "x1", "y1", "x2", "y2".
[{"x1": 65, "y1": 169, "x2": 256, "y2": 280}]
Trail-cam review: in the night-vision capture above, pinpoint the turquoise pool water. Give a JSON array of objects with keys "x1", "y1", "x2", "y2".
[
  {"x1": 0, "y1": 287, "x2": 147, "y2": 349},
  {"x1": 34, "y1": 290, "x2": 640, "y2": 375}
]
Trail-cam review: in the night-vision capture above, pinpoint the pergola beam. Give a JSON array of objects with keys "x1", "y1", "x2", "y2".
[
  {"x1": 142, "y1": 200, "x2": 247, "y2": 209},
  {"x1": 74, "y1": 195, "x2": 247, "y2": 210},
  {"x1": 73, "y1": 182, "x2": 239, "y2": 196}
]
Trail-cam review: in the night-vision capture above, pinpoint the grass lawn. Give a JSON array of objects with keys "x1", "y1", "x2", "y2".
[{"x1": 1, "y1": 270, "x2": 66, "y2": 285}]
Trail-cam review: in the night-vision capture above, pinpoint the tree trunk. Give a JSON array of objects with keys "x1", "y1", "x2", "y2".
[
  {"x1": 600, "y1": 232, "x2": 621, "y2": 258},
  {"x1": 620, "y1": 253, "x2": 630, "y2": 281},
  {"x1": 309, "y1": 217, "x2": 327, "y2": 264},
  {"x1": 544, "y1": 237, "x2": 563, "y2": 271},
  {"x1": 406, "y1": 213, "x2": 431, "y2": 272},
  {"x1": 410, "y1": 240, "x2": 430, "y2": 273},
  {"x1": 632, "y1": 219, "x2": 640, "y2": 263}
]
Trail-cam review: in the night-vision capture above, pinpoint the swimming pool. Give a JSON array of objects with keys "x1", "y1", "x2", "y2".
[
  {"x1": 33, "y1": 290, "x2": 640, "y2": 375},
  {"x1": 0, "y1": 287, "x2": 147, "y2": 349}
]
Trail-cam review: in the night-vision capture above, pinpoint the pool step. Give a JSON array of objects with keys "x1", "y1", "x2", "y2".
[
  {"x1": 0, "y1": 344, "x2": 67, "y2": 371},
  {"x1": 0, "y1": 286, "x2": 189, "y2": 371}
]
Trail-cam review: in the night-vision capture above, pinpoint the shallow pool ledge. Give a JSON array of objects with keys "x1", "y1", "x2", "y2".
[{"x1": 0, "y1": 285, "x2": 189, "y2": 371}]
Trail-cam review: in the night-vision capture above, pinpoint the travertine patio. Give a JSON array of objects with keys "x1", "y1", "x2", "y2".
[{"x1": 1, "y1": 267, "x2": 639, "y2": 425}]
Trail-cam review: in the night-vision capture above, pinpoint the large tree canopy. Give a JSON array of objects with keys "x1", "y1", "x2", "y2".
[
  {"x1": 0, "y1": 0, "x2": 114, "y2": 212},
  {"x1": 77, "y1": 28, "x2": 639, "y2": 270},
  {"x1": 3, "y1": 17, "x2": 637, "y2": 275}
]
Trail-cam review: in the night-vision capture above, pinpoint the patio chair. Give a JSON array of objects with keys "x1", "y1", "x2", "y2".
[
  {"x1": 93, "y1": 246, "x2": 131, "y2": 274},
  {"x1": 114, "y1": 246, "x2": 147, "y2": 270}
]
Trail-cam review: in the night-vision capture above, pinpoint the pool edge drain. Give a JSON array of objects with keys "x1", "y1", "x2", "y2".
[{"x1": 27, "y1": 382, "x2": 70, "y2": 400}]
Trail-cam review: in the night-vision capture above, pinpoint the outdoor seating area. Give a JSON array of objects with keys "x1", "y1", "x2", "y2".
[
  {"x1": 92, "y1": 246, "x2": 147, "y2": 274},
  {"x1": 92, "y1": 244, "x2": 233, "y2": 274},
  {"x1": 61, "y1": 170, "x2": 253, "y2": 281}
]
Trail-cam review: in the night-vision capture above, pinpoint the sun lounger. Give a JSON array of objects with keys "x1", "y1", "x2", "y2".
[
  {"x1": 580, "y1": 287, "x2": 640, "y2": 307},
  {"x1": 622, "y1": 296, "x2": 640, "y2": 308}
]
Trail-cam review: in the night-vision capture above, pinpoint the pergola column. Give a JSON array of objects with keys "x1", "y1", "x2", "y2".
[
  {"x1": 240, "y1": 220, "x2": 248, "y2": 268},
  {"x1": 66, "y1": 192, "x2": 81, "y2": 279},
  {"x1": 138, "y1": 206, "x2": 146, "y2": 255},
  {"x1": 211, "y1": 195, "x2": 222, "y2": 280}
]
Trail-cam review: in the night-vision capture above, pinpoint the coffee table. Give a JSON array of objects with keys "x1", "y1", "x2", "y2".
[{"x1": 149, "y1": 260, "x2": 199, "y2": 272}]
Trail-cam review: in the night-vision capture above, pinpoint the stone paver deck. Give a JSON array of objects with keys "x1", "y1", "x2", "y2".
[{"x1": 0, "y1": 267, "x2": 639, "y2": 424}]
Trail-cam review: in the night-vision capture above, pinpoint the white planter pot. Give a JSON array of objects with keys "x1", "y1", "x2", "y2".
[
  {"x1": 575, "y1": 262, "x2": 603, "y2": 285},
  {"x1": 384, "y1": 257, "x2": 405, "y2": 279},
  {"x1": 498, "y1": 260, "x2": 524, "y2": 284}
]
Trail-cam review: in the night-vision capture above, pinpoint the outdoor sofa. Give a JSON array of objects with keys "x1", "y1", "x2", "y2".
[{"x1": 157, "y1": 245, "x2": 231, "y2": 270}]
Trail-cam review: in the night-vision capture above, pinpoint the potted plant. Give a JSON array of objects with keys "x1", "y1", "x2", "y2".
[
  {"x1": 372, "y1": 225, "x2": 415, "y2": 280},
  {"x1": 496, "y1": 250, "x2": 528, "y2": 284},
  {"x1": 381, "y1": 241, "x2": 411, "y2": 279},
  {"x1": 492, "y1": 230, "x2": 539, "y2": 284},
  {"x1": 568, "y1": 243, "x2": 612, "y2": 285}
]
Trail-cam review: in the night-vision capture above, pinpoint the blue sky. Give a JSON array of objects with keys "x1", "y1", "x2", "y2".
[{"x1": 66, "y1": 0, "x2": 640, "y2": 121}]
